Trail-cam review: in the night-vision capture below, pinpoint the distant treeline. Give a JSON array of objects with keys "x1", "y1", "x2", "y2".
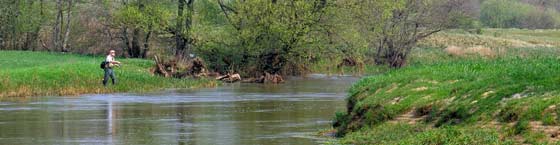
[
  {"x1": 0, "y1": 0, "x2": 555, "y2": 75},
  {"x1": 480, "y1": 0, "x2": 560, "y2": 29}
]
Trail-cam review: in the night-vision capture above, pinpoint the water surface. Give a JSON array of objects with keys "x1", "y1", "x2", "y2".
[{"x1": 0, "y1": 75, "x2": 357, "y2": 145}]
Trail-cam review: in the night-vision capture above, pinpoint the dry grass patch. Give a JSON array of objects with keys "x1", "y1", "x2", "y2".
[
  {"x1": 421, "y1": 33, "x2": 555, "y2": 49},
  {"x1": 444, "y1": 45, "x2": 496, "y2": 58}
]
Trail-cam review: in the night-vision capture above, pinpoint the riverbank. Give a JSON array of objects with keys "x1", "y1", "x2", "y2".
[
  {"x1": 329, "y1": 28, "x2": 560, "y2": 144},
  {"x1": 333, "y1": 57, "x2": 560, "y2": 144},
  {"x1": 0, "y1": 51, "x2": 217, "y2": 98}
]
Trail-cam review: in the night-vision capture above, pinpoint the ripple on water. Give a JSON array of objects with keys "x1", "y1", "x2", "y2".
[
  {"x1": 0, "y1": 77, "x2": 357, "y2": 145},
  {"x1": 0, "y1": 107, "x2": 37, "y2": 111}
]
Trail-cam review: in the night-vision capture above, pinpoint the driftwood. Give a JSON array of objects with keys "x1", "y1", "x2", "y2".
[
  {"x1": 151, "y1": 56, "x2": 208, "y2": 78},
  {"x1": 151, "y1": 56, "x2": 284, "y2": 84},
  {"x1": 150, "y1": 56, "x2": 175, "y2": 78},
  {"x1": 217, "y1": 73, "x2": 241, "y2": 83},
  {"x1": 175, "y1": 57, "x2": 208, "y2": 78},
  {"x1": 241, "y1": 72, "x2": 284, "y2": 83},
  {"x1": 263, "y1": 72, "x2": 284, "y2": 83},
  {"x1": 338, "y1": 57, "x2": 360, "y2": 67},
  {"x1": 191, "y1": 58, "x2": 208, "y2": 77},
  {"x1": 337, "y1": 57, "x2": 365, "y2": 75}
]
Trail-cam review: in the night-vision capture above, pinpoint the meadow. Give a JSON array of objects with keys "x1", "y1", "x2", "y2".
[{"x1": 0, "y1": 51, "x2": 217, "y2": 98}]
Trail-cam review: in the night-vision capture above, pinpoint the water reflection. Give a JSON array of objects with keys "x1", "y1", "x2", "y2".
[{"x1": 0, "y1": 76, "x2": 357, "y2": 145}]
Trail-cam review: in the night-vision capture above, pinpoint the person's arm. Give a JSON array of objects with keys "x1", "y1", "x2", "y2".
[{"x1": 106, "y1": 56, "x2": 121, "y2": 64}]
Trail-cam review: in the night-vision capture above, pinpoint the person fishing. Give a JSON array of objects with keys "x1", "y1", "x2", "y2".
[{"x1": 102, "y1": 50, "x2": 121, "y2": 86}]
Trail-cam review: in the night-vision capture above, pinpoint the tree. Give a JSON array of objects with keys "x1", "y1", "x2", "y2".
[
  {"x1": 24, "y1": 0, "x2": 45, "y2": 51},
  {"x1": 52, "y1": 0, "x2": 73, "y2": 52},
  {"x1": 52, "y1": 0, "x2": 62, "y2": 51},
  {"x1": 174, "y1": 0, "x2": 195, "y2": 60},
  {"x1": 0, "y1": 0, "x2": 21, "y2": 50},
  {"x1": 62, "y1": 0, "x2": 72, "y2": 52},
  {"x1": 114, "y1": 0, "x2": 171, "y2": 58},
  {"x1": 349, "y1": 0, "x2": 473, "y2": 68},
  {"x1": 0, "y1": 0, "x2": 45, "y2": 51},
  {"x1": 217, "y1": 0, "x2": 328, "y2": 75}
]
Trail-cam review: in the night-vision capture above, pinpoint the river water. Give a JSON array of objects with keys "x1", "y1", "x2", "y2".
[{"x1": 0, "y1": 75, "x2": 357, "y2": 145}]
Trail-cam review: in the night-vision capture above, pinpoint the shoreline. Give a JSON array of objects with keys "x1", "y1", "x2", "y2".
[{"x1": 0, "y1": 51, "x2": 218, "y2": 98}]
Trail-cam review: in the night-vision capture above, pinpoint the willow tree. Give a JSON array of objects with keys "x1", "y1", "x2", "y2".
[
  {"x1": 349, "y1": 0, "x2": 473, "y2": 68},
  {"x1": 217, "y1": 0, "x2": 328, "y2": 75}
]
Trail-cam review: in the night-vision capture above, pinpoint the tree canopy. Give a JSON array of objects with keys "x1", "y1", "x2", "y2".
[{"x1": 0, "y1": 0, "x2": 556, "y2": 75}]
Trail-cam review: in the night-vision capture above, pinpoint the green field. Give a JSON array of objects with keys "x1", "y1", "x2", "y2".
[
  {"x1": 333, "y1": 29, "x2": 560, "y2": 144},
  {"x1": 0, "y1": 51, "x2": 216, "y2": 98}
]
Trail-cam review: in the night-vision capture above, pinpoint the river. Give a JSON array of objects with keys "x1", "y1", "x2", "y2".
[{"x1": 0, "y1": 75, "x2": 357, "y2": 145}]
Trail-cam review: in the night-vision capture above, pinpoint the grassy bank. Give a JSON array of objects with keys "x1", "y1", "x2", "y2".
[
  {"x1": 333, "y1": 29, "x2": 560, "y2": 144},
  {"x1": 0, "y1": 51, "x2": 217, "y2": 98},
  {"x1": 334, "y1": 58, "x2": 560, "y2": 144}
]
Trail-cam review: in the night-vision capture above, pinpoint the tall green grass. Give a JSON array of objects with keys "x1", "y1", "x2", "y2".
[
  {"x1": 338, "y1": 123, "x2": 516, "y2": 145},
  {"x1": 334, "y1": 57, "x2": 560, "y2": 144},
  {"x1": 333, "y1": 28, "x2": 560, "y2": 144},
  {"x1": 0, "y1": 51, "x2": 216, "y2": 98}
]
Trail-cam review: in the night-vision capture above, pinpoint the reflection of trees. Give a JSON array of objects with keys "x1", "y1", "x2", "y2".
[
  {"x1": 58, "y1": 101, "x2": 114, "y2": 142},
  {"x1": 0, "y1": 98, "x2": 125, "y2": 144},
  {"x1": 0, "y1": 81, "x2": 350, "y2": 144},
  {"x1": 114, "y1": 103, "x2": 165, "y2": 144}
]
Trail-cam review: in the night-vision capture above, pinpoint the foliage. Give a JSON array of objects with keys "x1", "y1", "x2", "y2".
[
  {"x1": 114, "y1": 3, "x2": 172, "y2": 32},
  {"x1": 0, "y1": 0, "x2": 46, "y2": 50},
  {"x1": 342, "y1": 0, "x2": 473, "y2": 68},
  {"x1": 15, "y1": 1, "x2": 43, "y2": 33},
  {"x1": 203, "y1": 0, "x2": 329, "y2": 75},
  {"x1": 2, "y1": 0, "x2": 560, "y2": 74}
]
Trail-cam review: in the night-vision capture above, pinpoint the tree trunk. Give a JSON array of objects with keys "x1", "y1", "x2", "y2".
[
  {"x1": 32, "y1": 0, "x2": 44, "y2": 51},
  {"x1": 21, "y1": 0, "x2": 35, "y2": 51},
  {"x1": 121, "y1": 27, "x2": 132, "y2": 58},
  {"x1": 142, "y1": 28, "x2": 152, "y2": 58},
  {"x1": 376, "y1": 36, "x2": 416, "y2": 68},
  {"x1": 175, "y1": 0, "x2": 194, "y2": 60},
  {"x1": 11, "y1": 0, "x2": 20, "y2": 50},
  {"x1": 30, "y1": 25, "x2": 41, "y2": 51},
  {"x1": 175, "y1": 0, "x2": 185, "y2": 59},
  {"x1": 22, "y1": 33, "x2": 32, "y2": 51},
  {"x1": 61, "y1": 0, "x2": 72, "y2": 52},
  {"x1": 139, "y1": 1, "x2": 151, "y2": 58},
  {"x1": 184, "y1": 0, "x2": 194, "y2": 58},
  {"x1": 127, "y1": 1, "x2": 146, "y2": 58},
  {"x1": 130, "y1": 28, "x2": 141, "y2": 58},
  {"x1": 52, "y1": 0, "x2": 63, "y2": 51},
  {"x1": 387, "y1": 50, "x2": 406, "y2": 68}
]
